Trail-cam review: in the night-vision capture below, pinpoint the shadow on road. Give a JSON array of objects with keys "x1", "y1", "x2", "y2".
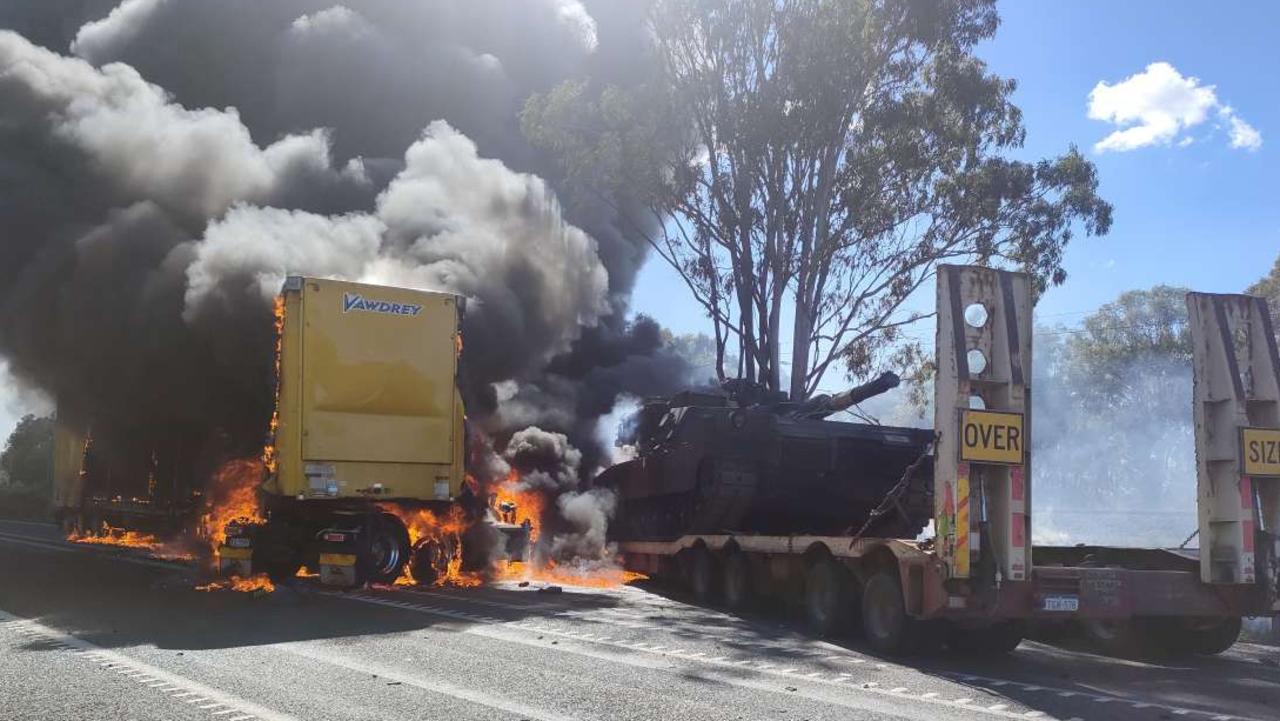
[
  {"x1": 0, "y1": 534, "x2": 624, "y2": 654},
  {"x1": 632, "y1": 576, "x2": 1280, "y2": 721}
]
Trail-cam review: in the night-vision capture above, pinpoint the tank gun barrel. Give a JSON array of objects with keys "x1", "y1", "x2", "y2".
[{"x1": 790, "y1": 371, "x2": 901, "y2": 419}]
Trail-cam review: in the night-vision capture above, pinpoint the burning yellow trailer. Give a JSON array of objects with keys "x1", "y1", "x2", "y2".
[{"x1": 219, "y1": 276, "x2": 525, "y2": 586}]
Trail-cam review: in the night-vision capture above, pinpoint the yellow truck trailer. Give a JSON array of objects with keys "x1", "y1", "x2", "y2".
[{"x1": 218, "y1": 276, "x2": 522, "y2": 586}]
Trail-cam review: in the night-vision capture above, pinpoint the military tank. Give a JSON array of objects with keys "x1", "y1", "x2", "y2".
[{"x1": 594, "y1": 373, "x2": 934, "y2": 541}]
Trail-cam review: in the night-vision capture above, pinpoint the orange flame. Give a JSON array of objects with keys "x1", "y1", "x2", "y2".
[
  {"x1": 379, "y1": 503, "x2": 483, "y2": 588},
  {"x1": 67, "y1": 524, "x2": 196, "y2": 562},
  {"x1": 68, "y1": 525, "x2": 160, "y2": 550},
  {"x1": 203, "y1": 458, "x2": 266, "y2": 552},
  {"x1": 262, "y1": 295, "x2": 285, "y2": 476},
  {"x1": 495, "y1": 559, "x2": 646, "y2": 589},
  {"x1": 195, "y1": 573, "x2": 275, "y2": 593},
  {"x1": 492, "y1": 472, "x2": 543, "y2": 541}
]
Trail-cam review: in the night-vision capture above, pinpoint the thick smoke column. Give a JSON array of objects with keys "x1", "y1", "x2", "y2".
[{"x1": 0, "y1": 1, "x2": 691, "y2": 524}]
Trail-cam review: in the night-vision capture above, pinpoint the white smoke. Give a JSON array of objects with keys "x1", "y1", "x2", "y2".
[
  {"x1": 1031, "y1": 349, "x2": 1196, "y2": 547},
  {"x1": 184, "y1": 120, "x2": 609, "y2": 372},
  {"x1": 70, "y1": 0, "x2": 167, "y2": 62},
  {"x1": 551, "y1": 488, "x2": 616, "y2": 560}
]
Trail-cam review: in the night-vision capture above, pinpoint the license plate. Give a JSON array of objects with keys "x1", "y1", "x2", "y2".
[
  {"x1": 1041, "y1": 595, "x2": 1079, "y2": 612},
  {"x1": 228, "y1": 536, "x2": 251, "y2": 548}
]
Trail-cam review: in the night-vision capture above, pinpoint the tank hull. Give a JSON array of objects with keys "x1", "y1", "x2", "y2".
[{"x1": 595, "y1": 406, "x2": 933, "y2": 541}]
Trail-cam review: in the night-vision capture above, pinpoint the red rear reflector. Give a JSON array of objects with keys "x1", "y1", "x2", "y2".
[{"x1": 323, "y1": 532, "x2": 348, "y2": 543}]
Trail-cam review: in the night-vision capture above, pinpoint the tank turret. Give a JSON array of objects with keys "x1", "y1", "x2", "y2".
[{"x1": 777, "y1": 372, "x2": 901, "y2": 420}]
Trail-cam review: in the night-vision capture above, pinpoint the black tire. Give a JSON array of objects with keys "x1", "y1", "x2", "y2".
[
  {"x1": 804, "y1": 559, "x2": 852, "y2": 637},
  {"x1": 947, "y1": 621, "x2": 1025, "y2": 655},
  {"x1": 362, "y1": 513, "x2": 410, "y2": 585},
  {"x1": 688, "y1": 546, "x2": 719, "y2": 604},
  {"x1": 861, "y1": 570, "x2": 919, "y2": 655},
  {"x1": 1081, "y1": 618, "x2": 1146, "y2": 658},
  {"x1": 1155, "y1": 617, "x2": 1242, "y2": 656},
  {"x1": 1184, "y1": 617, "x2": 1242, "y2": 655},
  {"x1": 722, "y1": 550, "x2": 752, "y2": 611},
  {"x1": 409, "y1": 536, "x2": 454, "y2": 587}
]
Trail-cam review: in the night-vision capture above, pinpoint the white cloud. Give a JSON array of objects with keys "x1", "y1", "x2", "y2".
[
  {"x1": 1226, "y1": 112, "x2": 1263, "y2": 151},
  {"x1": 1088, "y1": 62, "x2": 1261, "y2": 153}
]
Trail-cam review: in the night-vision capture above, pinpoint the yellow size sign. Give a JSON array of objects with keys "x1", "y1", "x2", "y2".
[
  {"x1": 959, "y1": 410, "x2": 1025, "y2": 465},
  {"x1": 1241, "y1": 427, "x2": 1280, "y2": 476}
]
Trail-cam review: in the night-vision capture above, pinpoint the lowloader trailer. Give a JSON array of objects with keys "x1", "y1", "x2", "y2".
[{"x1": 609, "y1": 265, "x2": 1280, "y2": 655}]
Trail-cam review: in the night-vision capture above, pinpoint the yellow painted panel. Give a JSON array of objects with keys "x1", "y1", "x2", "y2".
[
  {"x1": 319, "y1": 553, "x2": 357, "y2": 567},
  {"x1": 272, "y1": 277, "x2": 465, "y2": 501},
  {"x1": 51, "y1": 420, "x2": 86, "y2": 510},
  {"x1": 301, "y1": 279, "x2": 457, "y2": 465},
  {"x1": 959, "y1": 410, "x2": 1025, "y2": 465},
  {"x1": 1241, "y1": 427, "x2": 1280, "y2": 477},
  {"x1": 955, "y1": 472, "x2": 970, "y2": 579}
]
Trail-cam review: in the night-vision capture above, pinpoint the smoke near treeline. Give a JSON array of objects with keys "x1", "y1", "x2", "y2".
[{"x1": 0, "y1": 0, "x2": 692, "y2": 557}]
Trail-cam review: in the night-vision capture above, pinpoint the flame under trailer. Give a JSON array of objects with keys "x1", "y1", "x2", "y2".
[{"x1": 601, "y1": 265, "x2": 1280, "y2": 655}]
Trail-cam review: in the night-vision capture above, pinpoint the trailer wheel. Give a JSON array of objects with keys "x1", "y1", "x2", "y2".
[
  {"x1": 722, "y1": 550, "x2": 752, "y2": 611},
  {"x1": 362, "y1": 513, "x2": 410, "y2": 585},
  {"x1": 804, "y1": 559, "x2": 852, "y2": 637},
  {"x1": 688, "y1": 546, "x2": 720, "y2": 604},
  {"x1": 947, "y1": 621, "x2": 1024, "y2": 655},
  {"x1": 861, "y1": 571, "x2": 918, "y2": 655},
  {"x1": 409, "y1": 536, "x2": 454, "y2": 587},
  {"x1": 1168, "y1": 617, "x2": 1242, "y2": 656},
  {"x1": 1081, "y1": 619, "x2": 1147, "y2": 657}
]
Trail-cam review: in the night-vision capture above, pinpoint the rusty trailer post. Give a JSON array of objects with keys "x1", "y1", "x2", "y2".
[
  {"x1": 1188, "y1": 292, "x2": 1280, "y2": 602},
  {"x1": 933, "y1": 265, "x2": 1034, "y2": 592}
]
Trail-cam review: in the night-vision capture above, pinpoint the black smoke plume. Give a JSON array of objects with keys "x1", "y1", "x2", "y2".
[{"x1": 0, "y1": 2, "x2": 690, "y2": 519}]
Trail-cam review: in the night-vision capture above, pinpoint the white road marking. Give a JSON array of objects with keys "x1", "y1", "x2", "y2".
[
  {"x1": 0, "y1": 610, "x2": 296, "y2": 721},
  {"x1": 279, "y1": 643, "x2": 577, "y2": 721}
]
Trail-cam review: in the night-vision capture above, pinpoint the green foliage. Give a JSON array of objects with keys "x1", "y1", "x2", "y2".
[
  {"x1": 1, "y1": 414, "x2": 54, "y2": 490},
  {"x1": 1056, "y1": 285, "x2": 1192, "y2": 407},
  {"x1": 525, "y1": 0, "x2": 1111, "y2": 398},
  {"x1": 1247, "y1": 254, "x2": 1280, "y2": 321}
]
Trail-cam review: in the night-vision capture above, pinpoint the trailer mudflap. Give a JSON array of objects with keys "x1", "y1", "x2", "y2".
[
  {"x1": 319, "y1": 553, "x2": 358, "y2": 586},
  {"x1": 317, "y1": 528, "x2": 360, "y2": 587},
  {"x1": 217, "y1": 545, "x2": 253, "y2": 577}
]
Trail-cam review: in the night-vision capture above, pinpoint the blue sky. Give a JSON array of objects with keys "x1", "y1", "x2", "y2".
[{"x1": 630, "y1": 0, "x2": 1279, "y2": 342}]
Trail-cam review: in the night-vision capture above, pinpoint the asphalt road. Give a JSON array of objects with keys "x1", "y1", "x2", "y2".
[{"x1": 1, "y1": 519, "x2": 1277, "y2": 721}]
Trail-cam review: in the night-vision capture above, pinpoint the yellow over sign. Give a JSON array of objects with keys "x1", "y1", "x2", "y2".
[
  {"x1": 1241, "y1": 427, "x2": 1280, "y2": 477},
  {"x1": 960, "y1": 410, "x2": 1025, "y2": 465}
]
